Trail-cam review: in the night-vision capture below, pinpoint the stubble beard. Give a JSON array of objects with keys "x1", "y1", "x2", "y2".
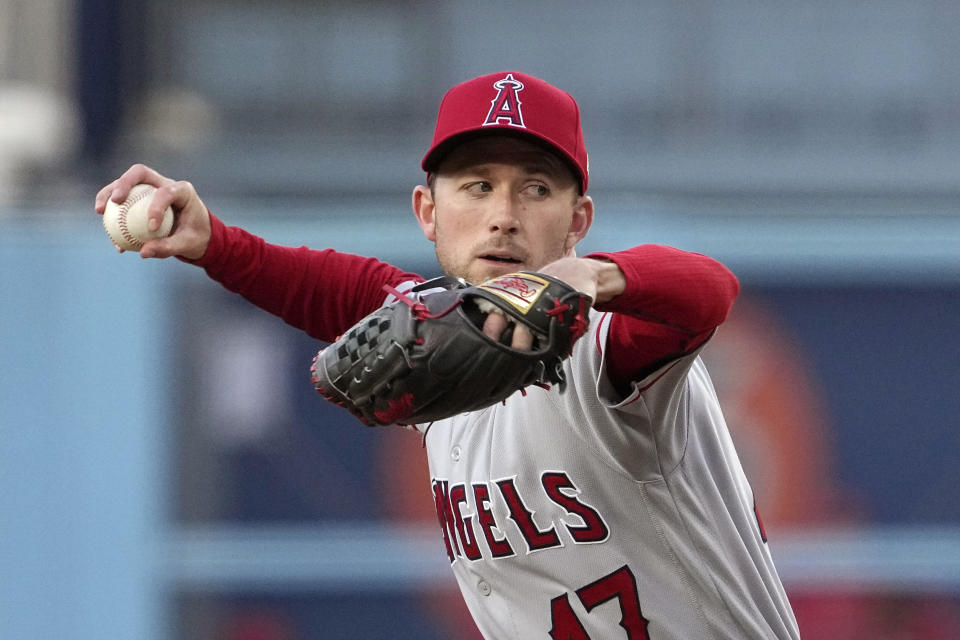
[
  {"x1": 433, "y1": 236, "x2": 570, "y2": 285},
  {"x1": 434, "y1": 242, "x2": 478, "y2": 284},
  {"x1": 430, "y1": 208, "x2": 573, "y2": 284}
]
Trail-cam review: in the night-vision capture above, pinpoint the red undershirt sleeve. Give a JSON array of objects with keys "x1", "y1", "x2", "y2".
[
  {"x1": 189, "y1": 213, "x2": 423, "y2": 342},
  {"x1": 585, "y1": 245, "x2": 740, "y2": 395},
  {"x1": 186, "y1": 220, "x2": 734, "y2": 393}
]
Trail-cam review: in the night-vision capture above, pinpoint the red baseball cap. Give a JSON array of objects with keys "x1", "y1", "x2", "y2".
[{"x1": 421, "y1": 71, "x2": 589, "y2": 193}]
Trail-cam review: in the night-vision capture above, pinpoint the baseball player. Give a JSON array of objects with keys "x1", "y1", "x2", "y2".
[{"x1": 96, "y1": 71, "x2": 801, "y2": 639}]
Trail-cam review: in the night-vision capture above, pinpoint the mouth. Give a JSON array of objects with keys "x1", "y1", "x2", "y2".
[{"x1": 478, "y1": 252, "x2": 523, "y2": 266}]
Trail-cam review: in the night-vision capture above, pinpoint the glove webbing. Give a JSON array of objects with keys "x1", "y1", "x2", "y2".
[{"x1": 383, "y1": 282, "x2": 462, "y2": 321}]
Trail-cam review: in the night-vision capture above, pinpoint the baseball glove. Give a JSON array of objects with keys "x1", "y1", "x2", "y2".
[{"x1": 310, "y1": 271, "x2": 592, "y2": 426}]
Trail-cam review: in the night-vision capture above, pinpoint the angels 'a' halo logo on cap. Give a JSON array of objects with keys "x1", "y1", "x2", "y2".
[
  {"x1": 483, "y1": 73, "x2": 525, "y2": 128},
  {"x1": 422, "y1": 71, "x2": 590, "y2": 193}
]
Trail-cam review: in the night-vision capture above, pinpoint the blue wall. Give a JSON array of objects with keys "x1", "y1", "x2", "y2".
[{"x1": 1, "y1": 226, "x2": 168, "y2": 640}]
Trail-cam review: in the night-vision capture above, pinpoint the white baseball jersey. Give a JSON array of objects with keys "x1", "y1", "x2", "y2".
[{"x1": 408, "y1": 302, "x2": 800, "y2": 639}]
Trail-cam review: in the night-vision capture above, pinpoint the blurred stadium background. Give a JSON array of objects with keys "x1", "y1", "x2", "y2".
[{"x1": 2, "y1": 1, "x2": 960, "y2": 638}]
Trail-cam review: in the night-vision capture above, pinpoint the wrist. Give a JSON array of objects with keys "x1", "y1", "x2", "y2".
[{"x1": 585, "y1": 257, "x2": 626, "y2": 305}]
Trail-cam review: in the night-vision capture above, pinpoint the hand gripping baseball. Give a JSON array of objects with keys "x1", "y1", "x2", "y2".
[
  {"x1": 310, "y1": 272, "x2": 593, "y2": 426},
  {"x1": 95, "y1": 164, "x2": 211, "y2": 260}
]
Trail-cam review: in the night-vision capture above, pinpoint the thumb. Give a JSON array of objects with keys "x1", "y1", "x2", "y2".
[
  {"x1": 138, "y1": 213, "x2": 210, "y2": 260},
  {"x1": 138, "y1": 236, "x2": 179, "y2": 259},
  {"x1": 139, "y1": 233, "x2": 207, "y2": 260}
]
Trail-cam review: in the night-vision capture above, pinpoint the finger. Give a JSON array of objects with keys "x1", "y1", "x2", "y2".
[
  {"x1": 482, "y1": 311, "x2": 508, "y2": 341},
  {"x1": 101, "y1": 164, "x2": 153, "y2": 207},
  {"x1": 147, "y1": 185, "x2": 177, "y2": 232},
  {"x1": 94, "y1": 175, "x2": 129, "y2": 212},
  {"x1": 511, "y1": 324, "x2": 534, "y2": 350},
  {"x1": 143, "y1": 179, "x2": 200, "y2": 232},
  {"x1": 162, "y1": 180, "x2": 197, "y2": 209},
  {"x1": 94, "y1": 181, "x2": 118, "y2": 213},
  {"x1": 94, "y1": 164, "x2": 172, "y2": 213}
]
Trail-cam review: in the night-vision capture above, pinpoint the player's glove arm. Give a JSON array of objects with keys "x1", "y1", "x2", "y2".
[
  {"x1": 586, "y1": 245, "x2": 739, "y2": 394},
  {"x1": 191, "y1": 213, "x2": 421, "y2": 341}
]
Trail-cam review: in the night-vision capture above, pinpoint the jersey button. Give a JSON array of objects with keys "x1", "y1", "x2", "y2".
[
  {"x1": 477, "y1": 580, "x2": 492, "y2": 597},
  {"x1": 451, "y1": 445, "x2": 462, "y2": 461}
]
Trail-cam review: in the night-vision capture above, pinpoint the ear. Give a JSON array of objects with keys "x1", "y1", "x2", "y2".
[
  {"x1": 412, "y1": 185, "x2": 437, "y2": 242},
  {"x1": 564, "y1": 195, "x2": 594, "y2": 253}
]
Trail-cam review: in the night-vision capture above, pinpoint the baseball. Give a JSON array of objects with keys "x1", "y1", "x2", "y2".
[{"x1": 102, "y1": 183, "x2": 174, "y2": 251}]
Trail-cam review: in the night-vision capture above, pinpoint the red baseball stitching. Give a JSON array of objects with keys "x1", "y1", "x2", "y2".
[{"x1": 118, "y1": 187, "x2": 154, "y2": 248}]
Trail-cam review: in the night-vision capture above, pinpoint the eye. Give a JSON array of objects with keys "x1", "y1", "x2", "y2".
[
  {"x1": 463, "y1": 181, "x2": 492, "y2": 195},
  {"x1": 523, "y1": 183, "x2": 550, "y2": 198}
]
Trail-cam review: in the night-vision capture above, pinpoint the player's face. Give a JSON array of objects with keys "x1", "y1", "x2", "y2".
[{"x1": 413, "y1": 136, "x2": 593, "y2": 284}]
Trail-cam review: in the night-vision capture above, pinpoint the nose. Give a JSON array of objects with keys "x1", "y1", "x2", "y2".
[{"x1": 488, "y1": 191, "x2": 520, "y2": 235}]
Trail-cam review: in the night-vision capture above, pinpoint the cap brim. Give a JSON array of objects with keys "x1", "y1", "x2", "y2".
[{"x1": 422, "y1": 128, "x2": 585, "y2": 193}]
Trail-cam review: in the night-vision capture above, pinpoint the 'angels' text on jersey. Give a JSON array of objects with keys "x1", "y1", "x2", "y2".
[{"x1": 433, "y1": 470, "x2": 611, "y2": 563}]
